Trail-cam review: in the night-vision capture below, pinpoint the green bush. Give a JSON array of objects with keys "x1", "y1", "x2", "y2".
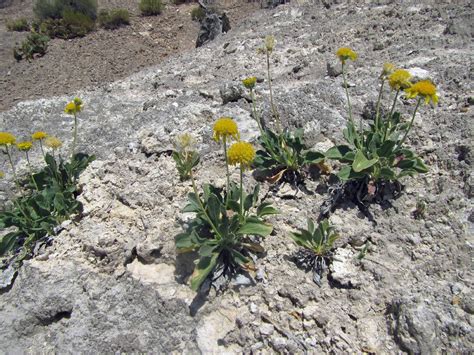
[
  {"x1": 6, "y1": 18, "x2": 29, "y2": 32},
  {"x1": 139, "y1": 0, "x2": 163, "y2": 16},
  {"x1": 40, "y1": 10, "x2": 94, "y2": 38},
  {"x1": 190, "y1": 5, "x2": 204, "y2": 21},
  {"x1": 98, "y1": 9, "x2": 130, "y2": 30},
  {"x1": 14, "y1": 32, "x2": 50, "y2": 61},
  {"x1": 33, "y1": 0, "x2": 98, "y2": 21}
]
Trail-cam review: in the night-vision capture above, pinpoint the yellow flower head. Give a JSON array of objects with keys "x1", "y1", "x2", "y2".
[
  {"x1": 381, "y1": 62, "x2": 396, "y2": 78},
  {"x1": 388, "y1": 69, "x2": 412, "y2": 91},
  {"x1": 213, "y1": 117, "x2": 239, "y2": 142},
  {"x1": 64, "y1": 97, "x2": 83, "y2": 115},
  {"x1": 0, "y1": 132, "x2": 16, "y2": 146},
  {"x1": 405, "y1": 80, "x2": 439, "y2": 105},
  {"x1": 227, "y1": 141, "x2": 255, "y2": 170},
  {"x1": 32, "y1": 131, "x2": 47, "y2": 140},
  {"x1": 242, "y1": 76, "x2": 257, "y2": 90},
  {"x1": 265, "y1": 35, "x2": 275, "y2": 53},
  {"x1": 0, "y1": 171, "x2": 4, "y2": 179},
  {"x1": 336, "y1": 47, "x2": 357, "y2": 64},
  {"x1": 44, "y1": 136, "x2": 62, "y2": 150},
  {"x1": 17, "y1": 141, "x2": 33, "y2": 151}
]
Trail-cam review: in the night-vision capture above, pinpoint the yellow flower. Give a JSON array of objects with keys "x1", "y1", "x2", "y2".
[
  {"x1": 336, "y1": 47, "x2": 357, "y2": 64},
  {"x1": 213, "y1": 117, "x2": 239, "y2": 142},
  {"x1": 32, "y1": 131, "x2": 48, "y2": 140},
  {"x1": 17, "y1": 141, "x2": 33, "y2": 151},
  {"x1": 64, "y1": 97, "x2": 83, "y2": 115},
  {"x1": 44, "y1": 136, "x2": 62, "y2": 150},
  {"x1": 227, "y1": 141, "x2": 255, "y2": 170},
  {"x1": 0, "y1": 171, "x2": 4, "y2": 179},
  {"x1": 0, "y1": 132, "x2": 16, "y2": 146},
  {"x1": 265, "y1": 35, "x2": 275, "y2": 53},
  {"x1": 381, "y1": 62, "x2": 396, "y2": 78},
  {"x1": 388, "y1": 69, "x2": 412, "y2": 91},
  {"x1": 242, "y1": 77, "x2": 257, "y2": 90},
  {"x1": 405, "y1": 80, "x2": 439, "y2": 105}
]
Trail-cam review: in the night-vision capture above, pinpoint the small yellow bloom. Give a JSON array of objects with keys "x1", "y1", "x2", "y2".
[
  {"x1": 405, "y1": 80, "x2": 439, "y2": 105},
  {"x1": 265, "y1": 35, "x2": 275, "y2": 53},
  {"x1": 227, "y1": 141, "x2": 255, "y2": 170},
  {"x1": 213, "y1": 117, "x2": 239, "y2": 142},
  {"x1": 336, "y1": 47, "x2": 358, "y2": 64},
  {"x1": 0, "y1": 132, "x2": 16, "y2": 146},
  {"x1": 17, "y1": 141, "x2": 33, "y2": 151},
  {"x1": 32, "y1": 131, "x2": 48, "y2": 140},
  {"x1": 44, "y1": 136, "x2": 62, "y2": 150},
  {"x1": 242, "y1": 76, "x2": 257, "y2": 90},
  {"x1": 64, "y1": 97, "x2": 83, "y2": 115},
  {"x1": 381, "y1": 62, "x2": 396, "y2": 78},
  {"x1": 388, "y1": 69, "x2": 412, "y2": 91},
  {"x1": 0, "y1": 171, "x2": 4, "y2": 179}
]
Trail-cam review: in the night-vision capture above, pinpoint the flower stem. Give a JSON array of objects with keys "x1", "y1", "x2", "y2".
[
  {"x1": 267, "y1": 51, "x2": 281, "y2": 132},
  {"x1": 25, "y1": 151, "x2": 39, "y2": 191},
  {"x1": 6, "y1": 146, "x2": 21, "y2": 191},
  {"x1": 39, "y1": 140, "x2": 45, "y2": 158},
  {"x1": 71, "y1": 111, "x2": 78, "y2": 159},
  {"x1": 375, "y1": 80, "x2": 385, "y2": 132},
  {"x1": 239, "y1": 165, "x2": 244, "y2": 218},
  {"x1": 190, "y1": 169, "x2": 222, "y2": 239},
  {"x1": 250, "y1": 89, "x2": 264, "y2": 135},
  {"x1": 397, "y1": 98, "x2": 421, "y2": 149},
  {"x1": 389, "y1": 89, "x2": 400, "y2": 119},
  {"x1": 223, "y1": 136, "x2": 230, "y2": 206},
  {"x1": 341, "y1": 62, "x2": 354, "y2": 127}
]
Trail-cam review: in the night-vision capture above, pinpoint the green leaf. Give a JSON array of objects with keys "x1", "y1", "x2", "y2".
[
  {"x1": 352, "y1": 150, "x2": 379, "y2": 172},
  {"x1": 190, "y1": 252, "x2": 219, "y2": 291},
  {"x1": 337, "y1": 165, "x2": 352, "y2": 181},
  {"x1": 304, "y1": 151, "x2": 325, "y2": 164},
  {"x1": 182, "y1": 192, "x2": 201, "y2": 213},
  {"x1": 207, "y1": 193, "x2": 222, "y2": 225},
  {"x1": 237, "y1": 221, "x2": 273, "y2": 237},
  {"x1": 175, "y1": 231, "x2": 197, "y2": 251},
  {"x1": 379, "y1": 167, "x2": 396, "y2": 181},
  {"x1": 256, "y1": 202, "x2": 279, "y2": 217},
  {"x1": 325, "y1": 145, "x2": 352, "y2": 160},
  {"x1": 0, "y1": 232, "x2": 20, "y2": 256},
  {"x1": 199, "y1": 243, "x2": 219, "y2": 257},
  {"x1": 413, "y1": 157, "x2": 428, "y2": 173},
  {"x1": 377, "y1": 140, "x2": 397, "y2": 158}
]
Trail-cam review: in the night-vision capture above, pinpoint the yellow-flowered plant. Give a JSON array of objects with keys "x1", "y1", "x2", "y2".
[
  {"x1": 172, "y1": 133, "x2": 200, "y2": 181},
  {"x1": 64, "y1": 97, "x2": 83, "y2": 157},
  {"x1": 325, "y1": 52, "x2": 434, "y2": 202},
  {"x1": 175, "y1": 124, "x2": 277, "y2": 292},
  {"x1": 245, "y1": 38, "x2": 325, "y2": 187},
  {"x1": 0, "y1": 100, "x2": 94, "y2": 262}
]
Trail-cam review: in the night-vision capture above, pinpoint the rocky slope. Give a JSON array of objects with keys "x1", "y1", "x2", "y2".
[{"x1": 0, "y1": 0, "x2": 473, "y2": 353}]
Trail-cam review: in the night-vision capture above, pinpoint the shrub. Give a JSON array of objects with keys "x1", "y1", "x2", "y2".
[
  {"x1": 14, "y1": 32, "x2": 50, "y2": 61},
  {"x1": 190, "y1": 5, "x2": 204, "y2": 21},
  {"x1": 139, "y1": 0, "x2": 163, "y2": 16},
  {"x1": 33, "y1": 0, "x2": 98, "y2": 21},
  {"x1": 97, "y1": 9, "x2": 130, "y2": 30},
  {"x1": 39, "y1": 10, "x2": 94, "y2": 38},
  {"x1": 6, "y1": 18, "x2": 29, "y2": 32}
]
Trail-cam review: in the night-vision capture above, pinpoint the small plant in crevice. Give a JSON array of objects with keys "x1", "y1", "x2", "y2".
[
  {"x1": 322, "y1": 48, "x2": 437, "y2": 216},
  {"x1": 175, "y1": 117, "x2": 277, "y2": 292},
  {"x1": 290, "y1": 218, "x2": 338, "y2": 286},
  {"x1": 172, "y1": 133, "x2": 200, "y2": 181},
  {"x1": 0, "y1": 98, "x2": 94, "y2": 269},
  {"x1": 190, "y1": 5, "x2": 205, "y2": 21},
  {"x1": 243, "y1": 36, "x2": 325, "y2": 188}
]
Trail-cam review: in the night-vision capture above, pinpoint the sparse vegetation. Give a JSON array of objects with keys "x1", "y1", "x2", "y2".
[
  {"x1": 190, "y1": 5, "x2": 204, "y2": 21},
  {"x1": 13, "y1": 32, "x2": 50, "y2": 61},
  {"x1": 97, "y1": 9, "x2": 130, "y2": 30},
  {"x1": 33, "y1": 0, "x2": 98, "y2": 21},
  {"x1": 139, "y1": 0, "x2": 163, "y2": 16},
  {"x1": 6, "y1": 18, "x2": 29, "y2": 32}
]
